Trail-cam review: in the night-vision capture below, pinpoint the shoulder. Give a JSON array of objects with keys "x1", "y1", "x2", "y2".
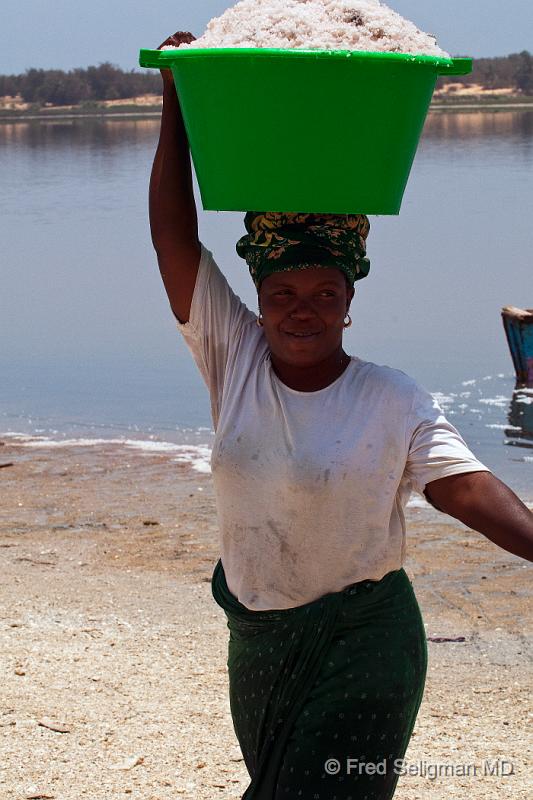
[
  {"x1": 351, "y1": 361, "x2": 455, "y2": 449},
  {"x1": 195, "y1": 242, "x2": 257, "y2": 327},
  {"x1": 198, "y1": 242, "x2": 226, "y2": 285},
  {"x1": 352, "y1": 358, "x2": 422, "y2": 405},
  {"x1": 354, "y1": 360, "x2": 460, "y2": 436}
]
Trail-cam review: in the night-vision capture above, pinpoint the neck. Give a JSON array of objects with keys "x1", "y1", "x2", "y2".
[{"x1": 270, "y1": 347, "x2": 352, "y2": 392}]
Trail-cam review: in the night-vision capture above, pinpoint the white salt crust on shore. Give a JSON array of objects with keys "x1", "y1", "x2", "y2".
[{"x1": 164, "y1": 0, "x2": 450, "y2": 57}]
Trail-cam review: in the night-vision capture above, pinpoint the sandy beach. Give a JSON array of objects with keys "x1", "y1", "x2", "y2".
[{"x1": 0, "y1": 436, "x2": 531, "y2": 800}]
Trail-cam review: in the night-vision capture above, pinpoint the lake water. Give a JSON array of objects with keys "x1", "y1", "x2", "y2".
[{"x1": 1, "y1": 111, "x2": 532, "y2": 499}]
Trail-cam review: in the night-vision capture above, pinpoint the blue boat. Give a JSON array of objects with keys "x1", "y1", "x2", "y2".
[{"x1": 502, "y1": 306, "x2": 533, "y2": 388}]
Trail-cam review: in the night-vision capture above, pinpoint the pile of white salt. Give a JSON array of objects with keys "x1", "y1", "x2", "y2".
[{"x1": 164, "y1": 0, "x2": 449, "y2": 58}]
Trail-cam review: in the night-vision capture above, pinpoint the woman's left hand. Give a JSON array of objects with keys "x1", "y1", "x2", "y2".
[
  {"x1": 425, "y1": 471, "x2": 533, "y2": 562},
  {"x1": 157, "y1": 31, "x2": 196, "y2": 91}
]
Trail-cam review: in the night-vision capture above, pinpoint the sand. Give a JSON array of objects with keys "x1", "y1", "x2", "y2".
[{"x1": 0, "y1": 436, "x2": 531, "y2": 799}]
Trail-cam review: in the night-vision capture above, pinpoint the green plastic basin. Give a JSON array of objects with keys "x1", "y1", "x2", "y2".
[{"x1": 140, "y1": 48, "x2": 472, "y2": 215}]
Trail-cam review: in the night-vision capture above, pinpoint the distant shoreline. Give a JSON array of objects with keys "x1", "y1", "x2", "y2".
[
  {"x1": 430, "y1": 102, "x2": 533, "y2": 113},
  {"x1": 1, "y1": 97, "x2": 532, "y2": 123},
  {"x1": 0, "y1": 109, "x2": 163, "y2": 122}
]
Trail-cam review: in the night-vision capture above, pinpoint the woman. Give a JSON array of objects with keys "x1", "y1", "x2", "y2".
[{"x1": 149, "y1": 32, "x2": 533, "y2": 800}]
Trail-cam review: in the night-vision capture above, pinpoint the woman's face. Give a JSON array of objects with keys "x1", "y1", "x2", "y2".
[{"x1": 259, "y1": 267, "x2": 354, "y2": 368}]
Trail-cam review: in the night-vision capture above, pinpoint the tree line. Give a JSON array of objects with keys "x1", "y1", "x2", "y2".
[
  {"x1": 0, "y1": 52, "x2": 531, "y2": 107},
  {"x1": 0, "y1": 63, "x2": 162, "y2": 106},
  {"x1": 438, "y1": 50, "x2": 532, "y2": 93}
]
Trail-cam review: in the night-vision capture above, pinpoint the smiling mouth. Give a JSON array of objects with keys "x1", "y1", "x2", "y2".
[{"x1": 284, "y1": 331, "x2": 321, "y2": 340}]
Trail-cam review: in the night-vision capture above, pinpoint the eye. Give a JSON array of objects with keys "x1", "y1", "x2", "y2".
[{"x1": 318, "y1": 290, "x2": 336, "y2": 297}]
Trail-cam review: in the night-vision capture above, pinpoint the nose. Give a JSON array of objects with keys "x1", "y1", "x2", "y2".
[{"x1": 288, "y1": 298, "x2": 316, "y2": 319}]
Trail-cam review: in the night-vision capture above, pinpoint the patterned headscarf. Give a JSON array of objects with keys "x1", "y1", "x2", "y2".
[{"x1": 236, "y1": 212, "x2": 371, "y2": 290}]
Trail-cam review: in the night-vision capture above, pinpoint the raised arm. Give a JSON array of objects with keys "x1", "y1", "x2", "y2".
[{"x1": 149, "y1": 32, "x2": 201, "y2": 324}]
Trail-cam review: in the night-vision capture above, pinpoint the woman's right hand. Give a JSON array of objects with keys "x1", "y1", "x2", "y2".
[{"x1": 157, "y1": 31, "x2": 196, "y2": 91}]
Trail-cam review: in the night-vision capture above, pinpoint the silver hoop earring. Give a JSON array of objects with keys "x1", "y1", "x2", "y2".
[
  {"x1": 257, "y1": 314, "x2": 264, "y2": 328},
  {"x1": 344, "y1": 314, "x2": 352, "y2": 329}
]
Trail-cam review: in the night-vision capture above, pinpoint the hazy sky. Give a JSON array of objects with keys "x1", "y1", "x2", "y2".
[{"x1": 2, "y1": 0, "x2": 531, "y2": 74}]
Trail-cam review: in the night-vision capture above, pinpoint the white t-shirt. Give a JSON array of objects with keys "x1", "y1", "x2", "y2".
[{"x1": 177, "y1": 244, "x2": 489, "y2": 611}]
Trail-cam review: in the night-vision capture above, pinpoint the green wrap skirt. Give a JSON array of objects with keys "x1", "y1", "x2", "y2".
[{"x1": 212, "y1": 560, "x2": 427, "y2": 800}]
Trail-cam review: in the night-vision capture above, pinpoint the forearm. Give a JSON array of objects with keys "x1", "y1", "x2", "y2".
[
  {"x1": 149, "y1": 86, "x2": 199, "y2": 251},
  {"x1": 426, "y1": 472, "x2": 533, "y2": 562},
  {"x1": 455, "y1": 484, "x2": 533, "y2": 561}
]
